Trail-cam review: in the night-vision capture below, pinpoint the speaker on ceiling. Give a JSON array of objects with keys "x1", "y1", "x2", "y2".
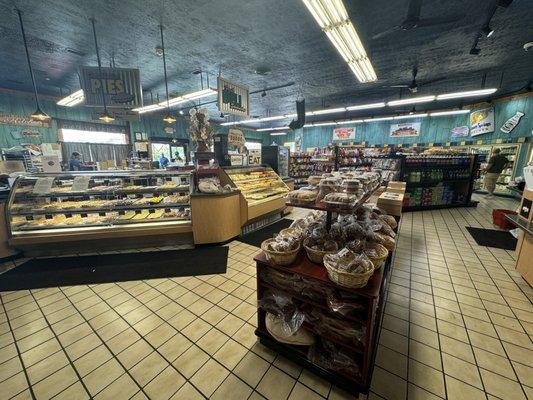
[{"x1": 289, "y1": 99, "x2": 305, "y2": 130}]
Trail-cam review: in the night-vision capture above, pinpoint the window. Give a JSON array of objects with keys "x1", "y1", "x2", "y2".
[{"x1": 61, "y1": 129, "x2": 128, "y2": 145}]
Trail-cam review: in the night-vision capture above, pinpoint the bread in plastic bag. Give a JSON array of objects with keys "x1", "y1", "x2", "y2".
[
  {"x1": 265, "y1": 313, "x2": 315, "y2": 345},
  {"x1": 258, "y1": 291, "x2": 305, "y2": 336},
  {"x1": 308, "y1": 339, "x2": 361, "y2": 377}
]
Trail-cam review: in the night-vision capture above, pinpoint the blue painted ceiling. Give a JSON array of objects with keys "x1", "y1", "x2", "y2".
[{"x1": 0, "y1": 0, "x2": 532, "y2": 126}]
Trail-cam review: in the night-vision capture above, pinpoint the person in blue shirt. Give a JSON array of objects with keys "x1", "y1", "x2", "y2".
[
  {"x1": 159, "y1": 153, "x2": 169, "y2": 168},
  {"x1": 68, "y1": 152, "x2": 83, "y2": 171}
]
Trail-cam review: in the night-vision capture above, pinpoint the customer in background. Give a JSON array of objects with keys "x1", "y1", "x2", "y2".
[
  {"x1": 159, "y1": 153, "x2": 169, "y2": 168},
  {"x1": 68, "y1": 152, "x2": 83, "y2": 171},
  {"x1": 484, "y1": 148, "x2": 509, "y2": 198}
]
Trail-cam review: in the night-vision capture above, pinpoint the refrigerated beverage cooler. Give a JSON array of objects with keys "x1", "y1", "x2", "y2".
[{"x1": 261, "y1": 145, "x2": 289, "y2": 178}]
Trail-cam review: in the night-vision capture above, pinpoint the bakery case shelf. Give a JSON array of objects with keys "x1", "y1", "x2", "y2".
[{"x1": 254, "y1": 247, "x2": 393, "y2": 395}]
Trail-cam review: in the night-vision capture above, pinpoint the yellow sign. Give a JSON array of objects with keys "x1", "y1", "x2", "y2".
[
  {"x1": 412, "y1": 143, "x2": 418, "y2": 147},
  {"x1": 518, "y1": 137, "x2": 526, "y2": 143},
  {"x1": 460, "y1": 141, "x2": 466, "y2": 146},
  {"x1": 476, "y1": 140, "x2": 483, "y2": 145},
  {"x1": 428, "y1": 143, "x2": 434, "y2": 147},
  {"x1": 496, "y1": 138, "x2": 503, "y2": 144},
  {"x1": 397, "y1": 144, "x2": 403, "y2": 148},
  {"x1": 445, "y1": 142, "x2": 451, "y2": 147}
]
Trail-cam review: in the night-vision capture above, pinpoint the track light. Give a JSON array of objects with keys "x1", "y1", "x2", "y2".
[
  {"x1": 163, "y1": 114, "x2": 176, "y2": 123},
  {"x1": 179, "y1": 110, "x2": 184, "y2": 115},
  {"x1": 99, "y1": 112, "x2": 115, "y2": 123},
  {"x1": 31, "y1": 107, "x2": 50, "y2": 122},
  {"x1": 482, "y1": 25, "x2": 494, "y2": 38}
]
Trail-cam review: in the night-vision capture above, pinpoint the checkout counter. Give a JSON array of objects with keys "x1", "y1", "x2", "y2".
[{"x1": 507, "y1": 185, "x2": 533, "y2": 285}]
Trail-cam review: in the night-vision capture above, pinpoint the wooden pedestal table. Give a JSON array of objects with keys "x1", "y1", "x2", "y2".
[{"x1": 190, "y1": 191, "x2": 241, "y2": 244}]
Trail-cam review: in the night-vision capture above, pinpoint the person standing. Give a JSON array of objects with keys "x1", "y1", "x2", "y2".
[
  {"x1": 159, "y1": 153, "x2": 169, "y2": 168},
  {"x1": 484, "y1": 148, "x2": 509, "y2": 198},
  {"x1": 68, "y1": 152, "x2": 83, "y2": 171}
]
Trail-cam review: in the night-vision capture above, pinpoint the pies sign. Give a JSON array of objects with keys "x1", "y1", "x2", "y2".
[
  {"x1": 228, "y1": 129, "x2": 245, "y2": 147},
  {"x1": 80, "y1": 66, "x2": 142, "y2": 108},
  {"x1": 332, "y1": 127, "x2": 356, "y2": 141}
]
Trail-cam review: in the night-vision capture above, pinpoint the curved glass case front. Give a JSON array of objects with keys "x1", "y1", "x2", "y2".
[{"x1": 7, "y1": 171, "x2": 192, "y2": 236}]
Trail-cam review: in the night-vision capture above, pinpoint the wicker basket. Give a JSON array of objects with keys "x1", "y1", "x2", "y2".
[
  {"x1": 363, "y1": 243, "x2": 388, "y2": 269},
  {"x1": 324, "y1": 257, "x2": 375, "y2": 289},
  {"x1": 261, "y1": 239, "x2": 301, "y2": 266},
  {"x1": 303, "y1": 238, "x2": 338, "y2": 265}
]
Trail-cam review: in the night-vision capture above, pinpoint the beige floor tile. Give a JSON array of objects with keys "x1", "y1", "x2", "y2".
[
  {"x1": 116, "y1": 339, "x2": 152, "y2": 369},
  {"x1": 144, "y1": 322, "x2": 177, "y2": 348},
  {"x1": 213, "y1": 338, "x2": 248, "y2": 369},
  {"x1": 437, "y1": 320, "x2": 469, "y2": 343},
  {"x1": 33, "y1": 365, "x2": 78, "y2": 399},
  {"x1": 473, "y1": 347, "x2": 516, "y2": 380},
  {"x1": 93, "y1": 373, "x2": 138, "y2": 400},
  {"x1": 173, "y1": 344, "x2": 209, "y2": 378},
  {"x1": 328, "y1": 385, "x2": 358, "y2": 400},
  {"x1": 480, "y1": 369, "x2": 527, "y2": 400},
  {"x1": 371, "y1": 365, "x2": 407, "y2": 400},
  {"x1": 407, "y1": 382, "x2": 442, "y2": 399},
  {"x1": 502, "y1": 342, "x2": 533, "y2": 367},
  {"x1": 26, "y1": 349, "x2": 69, "y2": 384},
  {"x1": 190, "y1": 359, "x2": 230, "y2": 397},
  {"x1": 73, "y1": 344, "x2": 113, "y2": 377},
  {"x1": 144, "y1": 366, "x2": 186, "y2": 399},
  {"x1": 19, "y1": 337, "x2": 61, "y2": 367},
  {"x1": 83, "y1": 358, "x2": 124, "y2": 396},
  {"x1": 200, "y1": 305, "x2": 228, "y2": 325},
  {"x1": 233, "y1": 322, "x2": 258, "y2": 349},
  {"x1": 495, "y1": 325, "x2": 533, "y2": 349},
  {"x1": 0, "y1": 355, "x2": 23, "y2": 383},
  {"x1": 169, "y1": 381, "x2": 204, "y2": 400},
  {"x1": 106, "y1": 328, "x2": 141, "y2": 355},
  {"x1": 211, "y1": 374, "x2": 253, "y2": 400},
  {"x1": 273, "y1": 355, "x2": 302, "y2": 379},
  {"x1": 130, "y1": 351, "x2": 169, "y2": 386},
  {"x1": 463, "y1": 316, "x2": 498, "y2": 337},
  {"x1": 409, "y1": 339, "x2": 442, "y2": 370},
  {"x1": 375, "y1": 344, "x2": 408, "y2": 378},
  {"x1": 289, "y1": 382, "x2": 325, "y2": 400},
  {"x1": 299, "y1": 369, "x2": 331, "y2": 397},
  {"x1": 408, "y1": 359, "x2": 445, "y2": 398},
  {"x1": 379, "y1": 328, "x2": 408, "y2": 355},
  {"x1": 442, "y1": 353, "x2": 482, "y2": 389},
  {"x1": 181, "y1": 318, "x2": 211, "y2": 342},
  {"x1": 158, "y1": 333, "x2": 193, "y2": 362},
  {"x1": 196, "y1": 328, "x2": 229, "y2": 355},
  {"x1": 511, "y1": 361, "x2": 533, "y2": 387},
  {"x1": 439, "y1": 335, "x2": 475, "y2": 364},
  {"x1": 445, "y1": 375, "x2": 486, "y2": 400},
  {"x1": 257, "y1": 365, "x2": 296, "y2": 400},
  {"x1": 468, "y1": 330, "x2": 506, "y2": 356},
  {"x1": 410, "y1": 324, "x2": 440, "y2": 349},
  {"x1": 234, "y1": 351, "x2": 270, "y2": 386},
  {"x1": 382, "y1": 314, "x2": 409, "y2": 336},
  {"x1": 216, "y1": 313, "x2": 245, "y2": 336}
]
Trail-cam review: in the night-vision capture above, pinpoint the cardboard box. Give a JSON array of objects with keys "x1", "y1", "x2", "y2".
[
  {"x1": 387, "y1": 186, "x2": 405, "y2": 194},
  {"x1": 377, "y1": 191, "x2": 404, "y2": 216},
  {"x1": 388, "y1": 181, "x2": 406, "y2": 189}
]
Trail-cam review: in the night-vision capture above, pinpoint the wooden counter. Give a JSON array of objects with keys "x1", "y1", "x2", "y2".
[
  {"x1": 190, "y1": 191, "x2": 241, "y2": 244},
  {"x1": 508, "y1": 188, "x2": 533, "y2": 285}
]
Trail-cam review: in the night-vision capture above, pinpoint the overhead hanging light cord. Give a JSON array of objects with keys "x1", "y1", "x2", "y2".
[
  {"x1": 16, "y1": 9, "x2": 41, "y2": 110},
  {"x1": 159, "y1": 24, "x2": 171, "y2": 113},
  {"x1": 90, "y1": 17, "x2": 110, "y2": 116}
]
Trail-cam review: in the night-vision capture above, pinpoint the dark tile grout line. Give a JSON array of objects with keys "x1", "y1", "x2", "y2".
[
  {"x1": 0, "y1": 295, "x2": 36, "y2": 400},
  {"x1": 404, "y1": 214, "x2": 414, "y2": 400},
  {"x1": 442, "y1": 208, "x2": 531, "y2": 397}
]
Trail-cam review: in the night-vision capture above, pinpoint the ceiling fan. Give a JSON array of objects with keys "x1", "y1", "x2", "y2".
[
  {"x1": 388, "y1": 66, "x2": 445, "y2": 93},
  {"x1": 372, "y1": 0, "x2": 463, "y2": 40}
]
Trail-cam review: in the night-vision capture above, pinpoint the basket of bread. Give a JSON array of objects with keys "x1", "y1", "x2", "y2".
[{"x1": 324, "y1": 248, "x2": 375, "y2": 289}]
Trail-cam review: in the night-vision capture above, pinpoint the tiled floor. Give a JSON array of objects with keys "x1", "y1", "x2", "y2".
[{"x1": 0, "y1": 194, "x2": 532, "y2": 400}]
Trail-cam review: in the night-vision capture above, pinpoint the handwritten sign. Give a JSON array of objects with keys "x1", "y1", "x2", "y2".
[
  {"x1": 32, "y1": 177, "x2": 54, "y2": 195},
  {"x1": 72, "y1": 176, "x2": 91, "y2": 192}
]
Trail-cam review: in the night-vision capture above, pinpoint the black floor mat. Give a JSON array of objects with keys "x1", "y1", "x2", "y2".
[
  {"x1": 466, "y1": 227, "x2": 517, "y2": 250},
  {"x1": 239, "y1": 219, "x2": 293, "y2": 247},
  {"x1": 0, "y1": 247, "x2": 228, "y2": 291}
]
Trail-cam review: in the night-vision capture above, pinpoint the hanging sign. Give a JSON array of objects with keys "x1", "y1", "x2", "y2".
[
  {"x1": 32, "y1": 177, "x2": 54, "y2": 195},
  {"x1": 217, "y1": 77, "x2": 250, "y2": 117},
  {"x1": 80, "y1": 66, "x2": 142, "y2": 108},
  {"x1": 389, "y1": 122, "x2": 421, "y2": 137},
  {"x1": 0, "y1": 113, "x2": 51, "y2": 128},
  {"x1": 164, "y1": 127, "x2": 175, "y2": 134},
  {"x1": 469, "y1": 107, "x2": 494, "y2": 136},
  {"x1": 21, "y1": 130, "x2": 41, "y2": 137},
  {"x1": 450, "y1": 126, "x2": 469, "y2": 138},
  {"x1": 332, "y1": 127, "x2": 356, "y2": 141},
  {"x1": 500, "y1": 111, "x2": 524, "y2": 134},
  {"x1": 228, "y1": 129, "x2": 245, "y2": 147},
  {"x1": 248, "y1": 149, "x2": 262, "y2": 165}
]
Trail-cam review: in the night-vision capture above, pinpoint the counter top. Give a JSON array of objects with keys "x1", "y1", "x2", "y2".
[
  {"x1": 190, "y1": 190, "x2": 240, "y2": 198},
  {"x1": 506, "y1": 214, "x2": 533, "y2": 235}
]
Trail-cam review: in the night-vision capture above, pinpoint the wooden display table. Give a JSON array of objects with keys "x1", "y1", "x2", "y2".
[{"x1": 254, "y1": 249, "x2": 392, "y2": 395}]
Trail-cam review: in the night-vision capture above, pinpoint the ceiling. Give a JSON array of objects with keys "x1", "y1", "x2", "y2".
[{"x1": 0, "y1": 0, "x2": 532, "y2": 127}]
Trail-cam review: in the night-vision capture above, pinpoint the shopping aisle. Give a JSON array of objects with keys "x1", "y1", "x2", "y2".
[{"x1": 0, "y1": 195, "x2": 531, "y2": 400}]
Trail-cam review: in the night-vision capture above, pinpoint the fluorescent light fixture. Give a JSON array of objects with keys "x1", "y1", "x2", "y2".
[
  {"x1": 57, "y1": 89, "x2": 84, "y2": 107},
  {"x1": 302, "y1": 0, "x2": 377, "y2": 83},
  {"x1": 346, "y1": 102, "x2": 385, "y2": 111},
  {"x1": 393, "y1": 113, "x2": 428, "y2": 120},
  {"x1": 270, "y1": 132, "x2": 287, "y2": 136},
  {"x1": 256, "y1": 126, "x2": 289, "y2": 132},
  {"x1": 387, "y1": 95, "x2": 435, "y2": 107},
  {"x1": 303, "y1": 124, "x2": 314, "y2": 128},
  {"x1": 436, "y1": 88, "x2": 497, "y2": 100},
  {"x1": 307, "y1": 107, "x2": 346, "y2": 116},
  {"x1": 312, "y1": 122, "x2": 337, "y2": 127},
  {"x1": 337, "y1": 119, "x2": 363, "y2": 124},
  {"x1": 133, "y1": 88, "x2": 216, "y2": 113},
  {"x1": 363, "y1": 116, "x2": 394, "y2": 122},
  {"x1": 220, "y1": 121, "x2": 239, "y2": 126},
  {"x1": 221, "y1": 113, "x2": 297, "y2": 126},
  {"x1": 430, "y1": 109, "x2": 471, "y2": 116}
]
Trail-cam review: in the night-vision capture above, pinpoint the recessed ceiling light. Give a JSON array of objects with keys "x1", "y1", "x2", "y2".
[{"x1": 387, "y1": 96, "x2": 435, "y2": 107}]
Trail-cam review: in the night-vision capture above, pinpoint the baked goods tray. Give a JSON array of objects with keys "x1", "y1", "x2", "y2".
[
  {"x1": 11, "y1": 203, "x2": 190, "y2": 216},
  {"x1": 14, "y1": 185, "x2": 191, "y2": 198},
  {"x1": 285, "y1": 187, "x2": 378, "y2": 213},
  {"x1": 14, "y1": 217, "x2": 191, "y2": 231}
]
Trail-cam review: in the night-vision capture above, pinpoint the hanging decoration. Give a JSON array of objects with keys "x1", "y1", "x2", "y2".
[
  {"x1": 189, "y1": 108, "x2": 213, "y2": 152},
  {"x1": 16, "y1": 9, "x2": 50, "y2": 122}
]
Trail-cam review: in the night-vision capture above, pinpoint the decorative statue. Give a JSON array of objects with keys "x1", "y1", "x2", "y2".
[{"x1": 189, "y1": 108, "x2": 213, "y2": 152}]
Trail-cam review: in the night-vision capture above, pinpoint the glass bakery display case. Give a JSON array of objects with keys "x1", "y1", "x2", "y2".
[
  {"x1": 223, "y1": 166, "x2": 289, "y2": 204},
  {"x1": 7, "y1": 170, "x2": 192, "y2": 238}
]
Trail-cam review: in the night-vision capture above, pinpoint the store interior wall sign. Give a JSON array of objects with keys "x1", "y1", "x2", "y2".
[
  {"x1": 80, "y1": 66, "x2": 142, "y2": 108},
  {"x1": 0, "y1": 113, "x2": 51, "y2": 128},
  {"x1": 450, "y1": 125, "x2": 470, "y2": 138},
  {"x1": 332, "y1": 126, "x2": 356, "y2": 141},
  {"x1": 228, "y1": 128, "x2": 245, "y2": 147},
  {"x1": 389, "y1": 122, "x2": 421, "y2": 137},
  {"x1": 500, "y1": 111, "x2": 525, "y2": 133},
  {"x1": 217, "y1": 76, "x2": 250, "y2": 117},
  {"x1": 21, "y1": 130, "x2": 41, "y2": 137},
  {"x1": 469, "y1": 107, "x2": 495, "y2": 136}
]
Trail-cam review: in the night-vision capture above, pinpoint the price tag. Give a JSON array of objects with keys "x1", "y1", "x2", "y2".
[
  {"x1": 496, "y1": 138, "x2": 503, "y2": 144},
  {"x1": 460, "y1": 141, "x2": 466, "y2": 146},
  {"x1": 476, "y1": 140, "x2": 483, "y2": 145},
  {"x1": 32, "y1": 177, "x2": 54, "y2": 194},
  {"x1": 412, "y1": 143, "x2": 418, "y2": 148},
  {"x1": 517, "y1": 137, "x2": 526, "y2": 143},
  {"x1": 397, "y1": 144, "x2": 403, "y2": 148},
  {"x1": 445, "y1": 142, "x2": 451, "y2": 147},
  {"x1": 338, "y1": 248, "x2": 351, "y2": 257},
  {"x1": 428, "y1": 143, "x2": 434, "y2": 147},
  {"x1": 72, "y1": 176, "x2": 91, "y2": 192}
]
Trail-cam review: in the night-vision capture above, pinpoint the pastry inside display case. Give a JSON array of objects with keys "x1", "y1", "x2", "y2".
[
  {"x1": 7, "y1": 171, "x2": 192, "y2": 235},
  {"x1": 223, "y1": 166, "x2": 289, "y2": 203}
]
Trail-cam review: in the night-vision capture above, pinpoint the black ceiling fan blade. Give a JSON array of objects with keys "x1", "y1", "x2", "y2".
[
  {"x1": 372, "y1": 25, "x2": 402, "y2": 40},
  {"x1": 416, "y1": 15, "x2": 463, "y2": 28},
  {"x1": 418, "y1": 76, "x2": 447, "y2": 86},
  {"x1": 406, "y1": 0, "x2": 423, "y2": 20}
]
